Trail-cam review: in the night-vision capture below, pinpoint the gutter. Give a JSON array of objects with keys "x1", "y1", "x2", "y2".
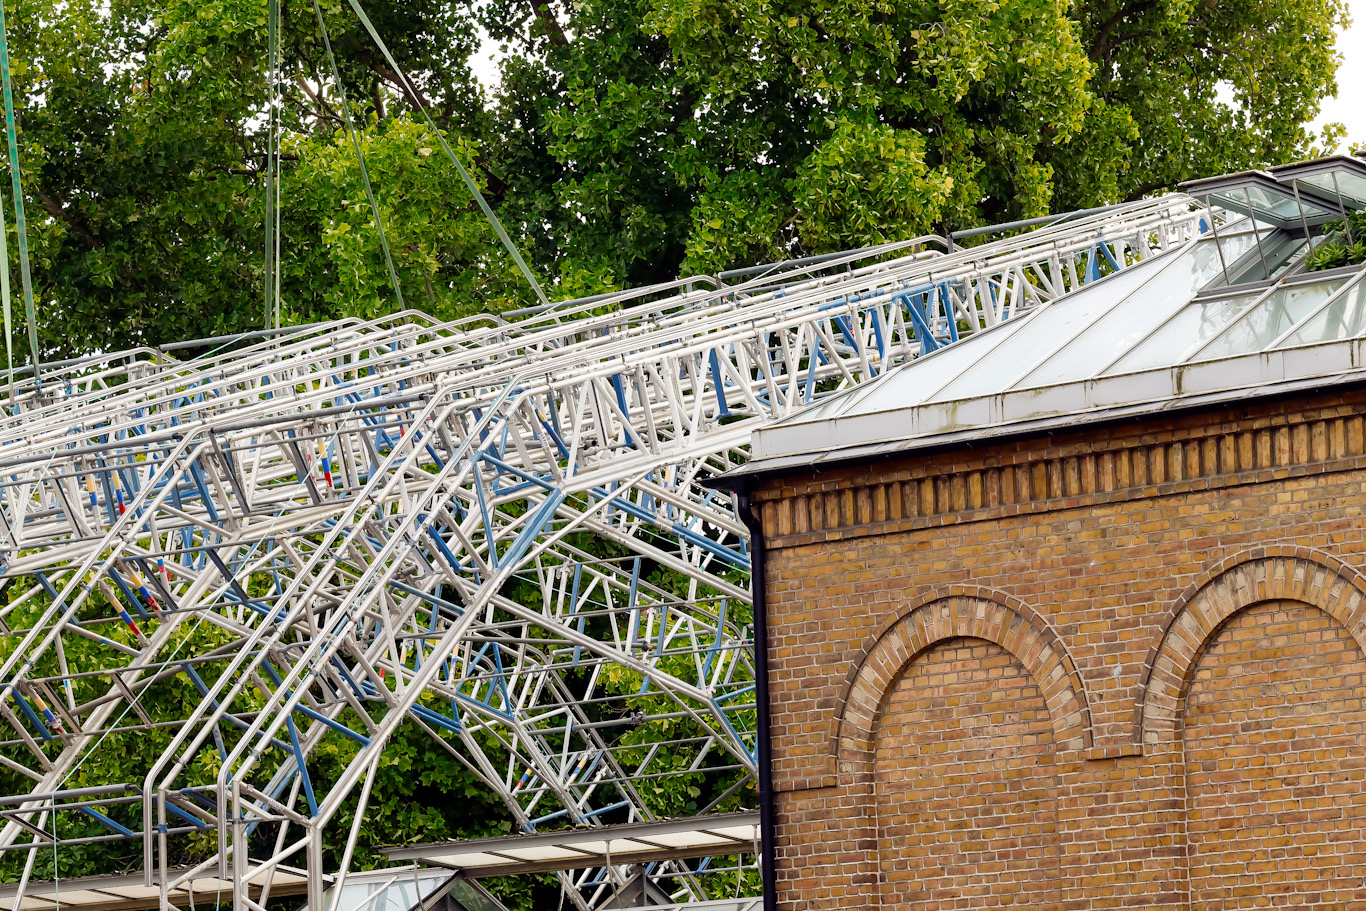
[
  {"x1": 732, "y1": 484, "x2": 778, "y2": 911},
  {"x1": 723, "y1": 369, "x2": 1366, "y2": 489}
]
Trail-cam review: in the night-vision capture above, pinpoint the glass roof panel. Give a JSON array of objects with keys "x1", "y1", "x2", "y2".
[
  {"x1": 1207, "y1": 228, "x2": 1311, "y2": 285},
  {"x1": 1296, "y1": 172, "x2": 1366, "y2": 210},
  {"x1": 321, "y1": 874, "x2": 450, "y2": 911},
  {"x1": 1271, "y1": 156, "x2": 1366, "y2": 210},
  {"x1": 1016, "y1": 233, "x2": 1257, "y2": 388},
  {"x1": 1187, "y1": 279, "x2": 1350, "y2": 363},
  {"x1": 1270, "y1": 237, "x2": 1313, "y2": 279},
  {"x1": 837, "y1": 318, "x2": 1029, "y2": 416},
  {"x1": 1275, "y1": 275, "x2": 1366, "y2": 347},
  {"x1": 926, "y1": 250, "x2": 1172, "y2": 403},
  {"x1": 1103, "y1": 293, "x2": 1258, "y2": 375},
  {"x1": 1210, "y1": 186, "x2": 1331, "y2": 224},
  {"x1": 445, "y1": 881, "x2": 510, "y2": 911},
  {"x1": 778, "y1": 385, "x2": 861, "y2": 423}
]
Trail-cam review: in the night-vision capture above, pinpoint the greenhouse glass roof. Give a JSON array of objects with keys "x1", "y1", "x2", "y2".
[{"x1": 747, "y1": 157, "x2": 1366, "y2": 471}]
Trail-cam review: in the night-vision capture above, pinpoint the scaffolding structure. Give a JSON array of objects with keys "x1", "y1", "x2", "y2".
[{"x1": 0, "y1": 195, "x2": 1214, "y2": 910}]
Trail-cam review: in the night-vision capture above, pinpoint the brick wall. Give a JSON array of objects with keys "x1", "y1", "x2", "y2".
[
  {"x1": 1182, "y1": 602, "x2": 1366, "y2": 907},
  {"x1": 753, "y1": 387, "x2": 1366, "y2": 909},
  {"x1": 875, "y1": 639, "x2": 1059, "y2": 907}
]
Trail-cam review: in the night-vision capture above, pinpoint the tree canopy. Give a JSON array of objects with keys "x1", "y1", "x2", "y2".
[{"x1": 2, "y1": 0, "x2": 1353, "y2": 351}]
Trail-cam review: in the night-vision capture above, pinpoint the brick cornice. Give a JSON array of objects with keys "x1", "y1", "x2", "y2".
[{"x1": 755, "y1": 398, "x2": 1366, "y2": 549}]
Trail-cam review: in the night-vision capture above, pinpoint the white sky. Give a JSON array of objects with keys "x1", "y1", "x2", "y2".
[
  {"x1": 469, "y1": 28, "x2": 503, "y2": 90},
  {"x1": 1312, "y1": 0, "x2": 1365, "y2": 151},
  {"x1": 473, "y1": 3, "x2": 1365, "y2": 150}
]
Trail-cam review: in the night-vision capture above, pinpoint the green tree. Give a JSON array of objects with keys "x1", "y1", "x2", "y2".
[
  {"x1": 484, "y1": 0, "x2": 1349, "y2": 281},
  {"x1": 1056, "y1": 0, "x2": 1351, "y2": 207},
  {"x1": 0, "y1": 0, "x2": 1348, "y2": 354},
  {"x1": 8, "y1": 0, "x2": 501, "y2": 357}
]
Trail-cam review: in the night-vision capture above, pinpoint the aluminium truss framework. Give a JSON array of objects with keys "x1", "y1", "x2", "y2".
[{"x1": 0, "y1": 195, "x2": 1219, "y2": 910}]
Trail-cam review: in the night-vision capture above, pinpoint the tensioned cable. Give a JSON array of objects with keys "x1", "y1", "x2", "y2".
[
  {"x1": 311, "y1": 0, "x2": 404, "y2": 310},
  {"x1": 340, "y1": 0, "x2": 552, "y2": 309},
  {"x1": 0, "y1": 0, "x2": 40, "y2": 391},
  {"x1": 0, "y1": 176, "x2": 13, "y2": 404},
  {"x1": 264, "y1": 0, "x2": 282, "y2": 330}
]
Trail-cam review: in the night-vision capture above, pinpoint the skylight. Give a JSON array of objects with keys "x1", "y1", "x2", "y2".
[{"x1": 749, "y1": 156, "x2": 1366, "y2": 466}]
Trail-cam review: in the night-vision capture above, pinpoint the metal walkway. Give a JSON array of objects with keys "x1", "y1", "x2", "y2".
[{"x1": 0, "y1": 196, "x2": 1214, "y2": 909}]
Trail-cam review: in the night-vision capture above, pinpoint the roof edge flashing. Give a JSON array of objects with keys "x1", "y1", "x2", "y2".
[{"x1": 748, "y1": 333, "x2": 1366, "y2": 467}]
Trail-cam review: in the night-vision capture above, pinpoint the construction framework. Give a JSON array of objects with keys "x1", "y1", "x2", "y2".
[{"x1": 0, "y1": 196, "x2": 1218, "y2": 909}]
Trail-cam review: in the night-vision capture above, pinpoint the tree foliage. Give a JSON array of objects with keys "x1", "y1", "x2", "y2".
[{"x1": 0, "y1": 0, "x2": 1348, "y2": 356}]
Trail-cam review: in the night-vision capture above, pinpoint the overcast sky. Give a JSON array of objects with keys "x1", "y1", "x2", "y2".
[{"x1": 1312, "y1": 0, "x2": 1364, "y2": 151}]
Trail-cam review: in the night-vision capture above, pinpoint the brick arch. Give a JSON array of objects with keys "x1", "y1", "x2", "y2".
[
  {"x1": 1137, "y1": 547, "x2": 1366, "y2": 747},
  {"x1": 829, "y1": 586, "x2": 1093, "y2": 777}
]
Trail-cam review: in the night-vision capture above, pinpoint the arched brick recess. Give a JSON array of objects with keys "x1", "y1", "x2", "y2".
[
  {"x1": 874, "y1": 638, "x2": 1061, "y2": 907},
  {"x1": 1138, "y1": 548, "x2": 1366, "y2": 747},
  {"x1": 829, "y1": 587, "x2": 1092, "y2": 777},
  {"x1": 1181, "y1": 601, "x2": 1366, "y2": 907}
]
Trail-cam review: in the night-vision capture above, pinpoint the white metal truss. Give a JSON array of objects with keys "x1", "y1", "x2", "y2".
[{"x1": 0, "y1": 195, "x2": 1215, "y2": 910}]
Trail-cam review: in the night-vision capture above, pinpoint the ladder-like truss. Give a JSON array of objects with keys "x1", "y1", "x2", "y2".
[{"x1": 0, "y1": 196, "x2": 1213, "y2": 910}]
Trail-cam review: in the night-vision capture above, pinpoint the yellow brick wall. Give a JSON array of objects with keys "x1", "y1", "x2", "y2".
[
  {"x1": 754, "y1": 388, "x2": 1366, "y2": 909},
  {"x1": 876, "y1": 639, "x2": 1059, "y2": 907},
  {"x1": 1183, "y1": 602, "x2": 1366, "y2": 906}
]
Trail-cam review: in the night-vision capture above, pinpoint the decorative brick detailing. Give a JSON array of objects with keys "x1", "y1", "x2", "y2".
[
  {"x1": 756, "y1": 396, "x2": 1366, "y2": 550},
  {"x1": 1183, "y1": 601, "x2": 1366, "y2": 906},
  {"x1": 832, "y1": 590, "x2": 1091, "y2": 779},
  {"x1": 754, "y1": 387, "x2": 1366, "y2": 909},
  {"x1": 1139, "y1": 551, "x2": 1366, "y2": 747}
]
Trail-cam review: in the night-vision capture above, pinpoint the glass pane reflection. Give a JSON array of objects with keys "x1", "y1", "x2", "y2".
[
  {"x1": 1212, "y1": 186, "x2": 1330, "y2": 223},
  {"x1": 1296, "y1": 172, "x2": 1366, "y2": 210},
  {"x1": 1276, "y1": 277, "x2": 1366, "y2": 347},
  {"x1": 928, "y1": 253, "x2": 1166, "y2": 402},
  {"x1": 1104, "y1": 294, "x2": 1259, "y2": 375},
  {"x1": 322, "y1": 874, "x2": 451, "y2": 911},
  {"x1": 1018, "y1": 236, "x2": 1252, "y2": 388},
  {"x1": 1190, "y1": 280, "x2": 1349, "y2": 362}
]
